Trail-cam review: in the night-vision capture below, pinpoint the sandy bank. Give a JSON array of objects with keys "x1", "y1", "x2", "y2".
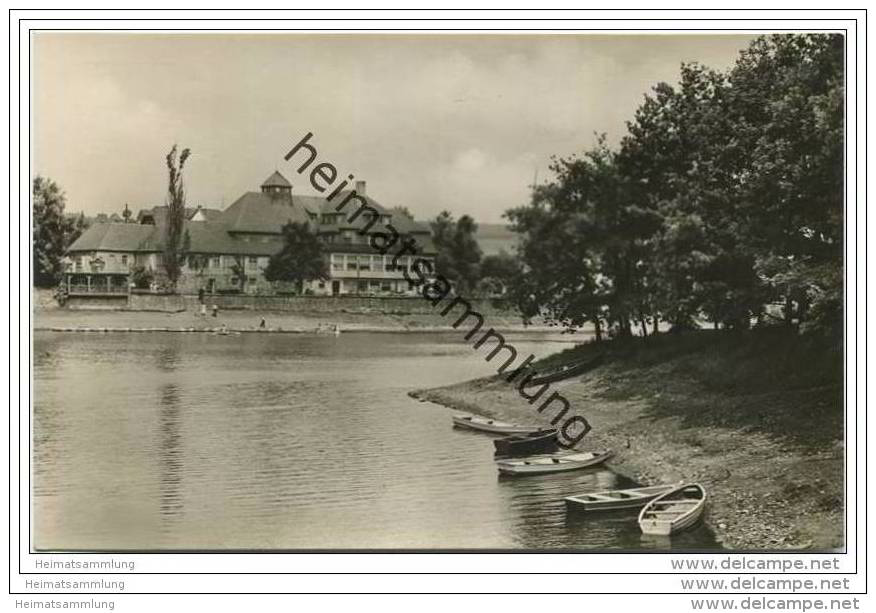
[
  {"x1": 410, "y1": 331, "x2": 844, "y2": 550},
  {"x1": 34, "y1": 303, "x2": 558, "y2": 334}
]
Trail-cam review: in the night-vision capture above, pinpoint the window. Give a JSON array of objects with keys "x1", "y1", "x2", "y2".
[
  {"x1": 358, "y1": 256, "x2": 371, "y2": 271},
  {"x1": 346, "y1": 259, "x2": 357, "y2": 271},
  {"x1": 384, "y1": 256, "x2": 394, "y2": 272},
  {"x1": 121, "y1": 255, "x2": 128, "y2": 265},
  {"x1": 248, "y1": 276, "x2": 257, "y2": 284},
  {"x1": 381, "y1": 282, "x2": 391, "y2": 292},
  {"x1": 248, "y1": 257, "x2": 257, "y2": 265},
  {"x1": 318, "y1": 281, "x2": 326, "y2": 289},
  {"x1": 211, "y1": 257, "x2": 221, "y2": 268},
  {"x1": 332, "y1": 255, "x2": 343, "y2": 271}
]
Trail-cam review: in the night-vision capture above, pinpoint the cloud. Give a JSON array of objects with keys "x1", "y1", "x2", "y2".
[{"x1": 33, "y1": 33, "x2": 754, "y2": 222}]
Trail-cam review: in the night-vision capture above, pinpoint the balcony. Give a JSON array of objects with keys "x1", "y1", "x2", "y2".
[
  {"x1": 67, "y1": 284, "x2": 128, "y2": 296},
  {"x1": 65, "y1": 273, "x2": 130, "y2": 296}
]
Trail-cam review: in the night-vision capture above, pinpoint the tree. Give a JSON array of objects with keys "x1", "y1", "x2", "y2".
[
  {"x1": 162, "y1": 145, "x2": 191, "y2": 290},
  {"x1": 390, "y1": 206, "x2": 415, "y2": 221},
  {"x1": 130, "y1": 266, "x2": 154, "y2": 290},
  {"x1": 477, "y1": 251, "x2": 522, "y2": 296},
  {"x1": 503, "y1": 34, "x2": 843, "y2": 340},
  {"x1": 229, "y1": 256, "x2": 247, "y2": 292},
  {"x1": 507, "y1": 136, "x2": 651, "y2": 339},
  {"x1": 33, "y1": 176, "x2": 74, "y2": 287},
  {"x1": 431, "y1": 211, "x2": 483, "y2": 295},
  {"x1": 263, "y1": 221, "x2": 329, "y2": 293},
  {"x1": 725, "y1": 34, "x2": 843, "y2": 334}
]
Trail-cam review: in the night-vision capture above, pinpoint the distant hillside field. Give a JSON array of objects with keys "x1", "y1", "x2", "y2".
[{"x1": 475, "y1": 223, "x2": 519, "y2": 256}]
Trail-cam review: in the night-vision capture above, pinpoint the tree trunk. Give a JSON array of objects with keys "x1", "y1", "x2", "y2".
[
  {"x1": 652, "y1": 317, "x2": 659, "y2": 336},
  {"x1": 593, "y1": 317, "x2": 602, "y2": 343},
  {"x1": 639, "y1": 316, "x2": 648, "y2": 338}
]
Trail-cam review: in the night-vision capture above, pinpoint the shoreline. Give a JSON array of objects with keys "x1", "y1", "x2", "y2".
[
  {"x1": 34, "y1": 325, "x2": 561, "y2": 335},
  {"x1": 409, "y1": 335, "x2": 844, "y2": 551},
  {"x1": 33, "y1": 303, "x2": 569, "y2": 335}
]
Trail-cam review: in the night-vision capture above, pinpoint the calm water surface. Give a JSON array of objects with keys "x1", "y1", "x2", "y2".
[{"x1": 33, "y1": 331, "x2": 719, "y2": 550}]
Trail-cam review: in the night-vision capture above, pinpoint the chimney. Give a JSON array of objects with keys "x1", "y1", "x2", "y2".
[{"x1": 355, "y1": 180, "x2": 366, "y2": 196}]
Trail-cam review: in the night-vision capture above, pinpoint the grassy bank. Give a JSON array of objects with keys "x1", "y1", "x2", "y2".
[{"x1": 411, "y1": 328, "x2": 844, "y2": 550}]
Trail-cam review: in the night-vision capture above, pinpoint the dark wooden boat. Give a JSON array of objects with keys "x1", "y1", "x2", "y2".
[
  {"x1": 528, "y1": 354, "x2": 605, "y2": 386},
  {"x1": 493, "y1": 429, "x2": 559, "y2": 457}
]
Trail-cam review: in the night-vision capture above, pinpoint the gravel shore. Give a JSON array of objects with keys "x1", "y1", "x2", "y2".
[{"x1": 410, "y1": 333, "x2": 844, "y2": 551}]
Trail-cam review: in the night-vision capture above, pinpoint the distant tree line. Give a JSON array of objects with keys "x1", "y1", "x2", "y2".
[
  {"x1": 428, "y1": 211, "x2": 522, "y2": 299},
  {"x1": 501, "y1": 34, "x2": 843, "y2": 341}
]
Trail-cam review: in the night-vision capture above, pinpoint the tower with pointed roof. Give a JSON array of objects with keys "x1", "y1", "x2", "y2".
[{"x1": 261, "y1": 171, "x2": 292, "y2": 199}]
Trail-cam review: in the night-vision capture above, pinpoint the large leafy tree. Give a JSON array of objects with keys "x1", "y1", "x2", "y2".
[
  {"x1": 504, "y1": 33, "x2": 843, "y2": 339},
  {"x1": 263, "y1": 221, "x2": 329, "y2": 293},
  {"x1": 506, "y1": 140, "x2": 620, "y2": 339},
  {"x1": 726, "y1": 34, "x2": 844, "y2": 335},
  {"x1": 33, "y1": 176, "x2": 77, "y2": 287},
  {"x1": 430, "y1": 211, "x2": 483, "y2": 295}
]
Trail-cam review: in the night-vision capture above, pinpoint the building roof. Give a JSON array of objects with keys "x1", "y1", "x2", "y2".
[
  {"x1": 67, "y1": 223, "x2": 157, "y2": 252},
  {"x1": 219, "y1": 192, "x2": 313, "y2": 234},
  {"x1": 261, "y1": 171, "x2": 292, "y2": 189},
  {"x1": 67, "y1": 174, "x2": 436, "y2": 257},
  {"x1": 136, "y1": 205, "x2": 224, "y2": 225}
]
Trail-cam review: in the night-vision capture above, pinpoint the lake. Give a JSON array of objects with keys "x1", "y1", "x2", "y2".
[{"x1": 33, "y1": 330, "x2": 719, "y2": 550}]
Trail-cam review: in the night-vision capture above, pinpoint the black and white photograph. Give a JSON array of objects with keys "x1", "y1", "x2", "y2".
[
  {"x1": 10, "y1": 9, "x2": 868, "y2": 609},
  {"x1": 29, "y1": 29, "x2": 847, "y2": 553}
]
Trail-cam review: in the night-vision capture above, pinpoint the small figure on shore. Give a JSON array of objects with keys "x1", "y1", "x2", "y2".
[
  {"x1": 200, "y1": 303, "x2": 207, "y2": 317},
  {"x1": 333, "y1": 324, "x2": 341, "y2": 336},
  {"x1": 212, "y1": 304, "x2": 219, "y2": 318},
  {"x1": 198, "y1": 287, "x2": 205, "y2": 304},
  {"x1": 259, "y1": 317, "x2": 266, "y2": 329}
]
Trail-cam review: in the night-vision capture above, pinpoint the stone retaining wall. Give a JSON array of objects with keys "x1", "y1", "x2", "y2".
[{"x1": 115, "y1": 292, "x2": 516, "y2": 315}]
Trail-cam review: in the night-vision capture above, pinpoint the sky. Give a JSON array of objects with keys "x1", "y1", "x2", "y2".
[{"x1": 33, "y1": 33, "x2": 755, "y2": 223}]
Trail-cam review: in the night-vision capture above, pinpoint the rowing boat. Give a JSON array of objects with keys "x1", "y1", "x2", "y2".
[
  {"x1": 493, "y1": 429, "x2": 559, "y2": 457},
  {"x1": 638, "y1": 483, "x2": 707, "y2": 535},
  {"x1": 451, "y1": 415, "x2": 540, "y2": 435},
  {"x1": 495, "y1": 449, "x2": 613, "y2": 476},
  {"x1": 564, "y1": 483, "x2": 680, "y2": 512}
]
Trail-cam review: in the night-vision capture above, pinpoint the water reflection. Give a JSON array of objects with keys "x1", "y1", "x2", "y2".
[
  {"x1": 33, "y1": 331, "x2": 722, "y2": 551},
  {"x1": 157, "y1": 383, "x2": 184, "y2": 521}
]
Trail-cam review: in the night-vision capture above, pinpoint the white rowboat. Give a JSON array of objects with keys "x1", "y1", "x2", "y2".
[
  {"x1": 564, "y1": 483, "x2": 681, "y2": 512},
  {"x1": 495, "y1": 449, "x2": 613, "y2": 476},
  {"x1": 638, "y1": 483, "x2": 707, "y2": 535},
  {"x1": 452, "y1": 415, "x2": 540, "y2": 435}
]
